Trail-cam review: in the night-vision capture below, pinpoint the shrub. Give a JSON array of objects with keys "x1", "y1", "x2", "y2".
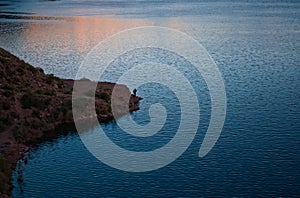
[
  {"x1": 10, "y1": 112, "x2": 19, "y2": 119},
  {"x1": 6, "y1": 68, "x2": 15, "y2": 76},
  {"x1": 28, "y1": 64, "x2": 38, "y2": 74},
  {"x1": 46, "y1": 74, "x2": 61, "y2": 84},
  {"x1": 2, "y1": 90, "x2": 13, "y2": 97},
  {"x1": 36, "y1": 67, "x2": 44, "y2": 73},
  {"x1": 60, "y1": 106, "x2": 68, "y2": 115},
  {"x1": 35, "y1": 89, "x2": 56, "y2": 96},
  {"x1": 0, "y1": 156, "x2": 11, "y2": 194},
  {"x1": 73, "y1": 98, "x2": 92, "y2": 111},
  {"x1": 12, "y1": 125, "x2": 25, "y2": 143},
  {"x1": 52, "y1": 109, "x2": 61, "y2": 120},
  {"x1": 85, "y1": 89, "x2": 95, "y2": 97},
  {"x1": 1, "y1": 85, "x2": 14, "y2": 91},
  {"x1": 32, "y1": 110, "x2": 40, "y2": 118},
  {"x1": 16, "y1": 67, "x2": 25, "y2": 75},
  {"x1": 21, "y1": 92, "x2": 51, "y2": 110},
  {"x1": 62, "y1": 100, "x2": 72, "y2": 109},
  {"x1": 63, "y1": 89, "x2": 72, "y2": 95},
  {"x1": 0, "y1": 157, "x2": 10, "y2": 173},
  {"x1": 1, "y1": 102, "x2": 10, "y2": 110},
  {"x1": 96, "y1": 92, "x2": 110, "y2": 102},
  {"x1": 0, "y1": 120, "x2": 5, "y2": 132},
  {"x1": 98, "y1": 108, "x2": 109, "y2": 115},
  {"x1": 0, "y1": 116, "x2": 13, "y2": 126},
  {"x1": 21, "y1": 92, "x2": 34, "y2": 109},
  {"x1": 46, "y1": 76, "x2": 53, "y2": 84},
  {"x1": 64, "y1": 111, "x2": 73, "y2": 121},
  {"x1": 34, "y1": 98, "x2": 51, "y2": 110},
  {"x1": 0, "y1": 56, "x2": 8, "y2": 64}
]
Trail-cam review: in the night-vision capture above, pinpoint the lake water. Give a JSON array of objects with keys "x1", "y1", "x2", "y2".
[{"x1": 0, "y1": 0, "x2": 299, "y2": 197}]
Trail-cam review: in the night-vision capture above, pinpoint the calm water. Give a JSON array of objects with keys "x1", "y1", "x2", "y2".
[{"x1": 0, "y1": 0, "x2": 299, "y2": 197}]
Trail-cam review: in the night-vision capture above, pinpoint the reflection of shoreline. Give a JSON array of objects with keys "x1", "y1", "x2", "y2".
[{"x1": 0, "y1": 48, "x2": 141, "y2": 197}]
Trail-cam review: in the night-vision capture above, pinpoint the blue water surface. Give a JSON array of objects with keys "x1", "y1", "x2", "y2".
[{"x1": 0, "y1": 0, "x2": 299, "y2": 197}]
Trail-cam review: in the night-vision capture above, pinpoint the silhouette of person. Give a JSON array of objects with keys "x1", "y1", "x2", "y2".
[{"x1": 133, "y1": 88, "x2": 137, "y2": 96}]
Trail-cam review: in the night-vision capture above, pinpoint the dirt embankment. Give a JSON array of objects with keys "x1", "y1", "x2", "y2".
[{"x1": 0, "y1": 48, "x2": 141, "y2": 197}]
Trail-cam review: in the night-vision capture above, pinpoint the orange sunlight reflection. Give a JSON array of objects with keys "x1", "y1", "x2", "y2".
[{"x1": 20, "y1": 17, "x2": 154, "y2": 55}]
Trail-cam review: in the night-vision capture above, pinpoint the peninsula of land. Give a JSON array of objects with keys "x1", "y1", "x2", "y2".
[{"x1": 0, "y1": 48, "x2": 141, "y2": 197}]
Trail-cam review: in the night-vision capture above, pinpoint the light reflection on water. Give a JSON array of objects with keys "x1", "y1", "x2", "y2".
[
  {"x1": 0, "y1": 1, "x2": 299, "y2": 197},
  {"x1": 0, "y1": 16, "x2": 155, "y2": 78}
]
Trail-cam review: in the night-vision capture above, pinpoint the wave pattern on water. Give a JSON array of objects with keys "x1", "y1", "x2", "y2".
[{"x1": 3, "y1": 0, "x2": 300, "y2": 197}]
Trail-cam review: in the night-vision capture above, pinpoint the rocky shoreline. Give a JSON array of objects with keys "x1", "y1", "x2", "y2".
[{"x1": 0, "y1": 48, "x2": 141, "y2": 197}]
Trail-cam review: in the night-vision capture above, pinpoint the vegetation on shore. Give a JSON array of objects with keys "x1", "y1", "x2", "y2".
[{"x1": 0, "y1": 48, "x2": 140, "y2": 197}]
